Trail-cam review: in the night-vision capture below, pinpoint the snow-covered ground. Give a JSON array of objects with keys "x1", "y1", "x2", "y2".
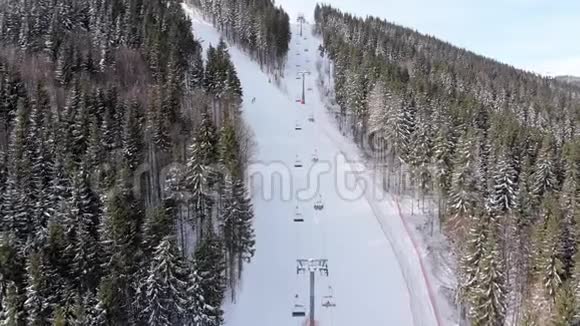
[{"x1": 183, "y1": 4, "x2": 446, "y2": 326}]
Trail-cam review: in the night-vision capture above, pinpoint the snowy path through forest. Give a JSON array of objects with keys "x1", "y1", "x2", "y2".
[{"x1": 183, "y1": 5, "x2": 438, "y2": 326}]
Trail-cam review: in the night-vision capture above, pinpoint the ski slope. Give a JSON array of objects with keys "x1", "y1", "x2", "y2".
[{"x1": 183, "y1": 5, "x2": 440, "y2": 326}]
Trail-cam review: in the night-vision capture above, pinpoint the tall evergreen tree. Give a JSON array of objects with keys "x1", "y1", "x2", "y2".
[
  {"x1": 24, "y1": 251, "x2": 50, "y2": 326},
  {"x1": 194, "y1": 232, "x2": 226, "y2": 325},
  {"x1": 142, "y1": 236, "x2": 188, "y2": 326}
]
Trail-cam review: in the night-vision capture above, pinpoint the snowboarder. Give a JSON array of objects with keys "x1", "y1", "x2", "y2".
[{"x1": 251, "y1": 97, "x2": 256, "y2": 103}]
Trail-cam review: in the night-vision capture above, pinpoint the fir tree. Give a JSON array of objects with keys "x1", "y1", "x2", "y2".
[
  {"x1": 24, "y1": 251, "x2": 50, "y2": 326},
  {"x1": 552, "y1": 281, "x2": 576, "y2": 326},
  {"x1": 65, "y1": 168, "x2": 102, "y2": 294},
  {"x1": 142, "y1": 236, "x2": 188, "y2": 326},
  {"x1": 491, "y1": 151, "x2": 519, "y2": 214},
  {"x1": 194, "y1": 232, "x2": 226, "y2": 325},
  {"x1": 0, "y1": 281, "x2": 23, "y2": 326},
  {"x1": 448, "y1": 129, "x2": 478, "y2": 233},
  {"x1": 469, "y1": 227, "x2": 506, "y2": 326},
  {"x1": 123, "y1": 98, "x2": 145, "y2": 172},
  {"x1": 530, "y1": 137, "x2": 558, "y2": 205},
  {"x1": 184, "y1": 263, "x2": 216, "y2": 326},
  {"x1": 534, "y1": 196, "x2": 564, "y2": 301},
  {"x1": 218, "y1": 121, "x2": 241, "y2": 178}
]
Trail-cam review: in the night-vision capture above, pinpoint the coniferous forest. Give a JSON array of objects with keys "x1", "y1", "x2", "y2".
[
  {"x1": 0, "y1": 0, "x2": 578, "y2": 324},
  {"x1": 191, "y1": 0, "x2": 291, "y2": 75},
  {"x1": 0, "y1": 0, "x2": 277, "y2": 324},
  {"x1": 315, "y1": 4, "x2": 579, "y2": 325}
]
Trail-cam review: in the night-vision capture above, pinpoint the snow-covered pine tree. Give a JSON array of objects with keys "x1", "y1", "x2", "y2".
[
  {"x1": 24, "y1": 251, "x2": 50, "y2": 326},
  {"x1": 572, "y1": 250, "x2": 580, "y2": 320},
  {"x1": 100, "y1": 107, "x2": 116, "y2": 152},
  {"x1": 99, "y1": 184, "x2": 145, "y2": 323},
  {"x1": 344, "y1": 68, "x2": 366, "y2": 138},
  {"x1": 225, "y1": 60, "x2": 242, "y2": 99},
  {"x1": 459, "y1": 210, "x2": 487, "y2": 311},
  {"x1": 70, "y1": 90, "x2": 92, "y2": 164},
  {"x1": 552, "y1": 281, "x2": 576, "y2": 326},
  {"x1": 186, "y1": 51, "x2": 205, "y2": 92},
  {"x1": 491, "y1": 151, "x2": 519, "y2": 214},
  {"x1": 204, "y1": 45, "x2": 218, "y2": 94},
  {"x1": 0, "y1": 281, "x2": 23, "y2": 325},
  {"x1": 474, "y1": 105, "x2": 491, "y2": 200},
  {"x1": 87, "y1": 116, "x2": 105, "y2": 169},
  {"x1": 184, "y1": 262, "x2": 217, "y2": 326},
  {"x1": 123, "y1": 97, "x2": 145, "y2": 172},
  {"x1": 68, "y1": 291, "x2": 100, "y2": 326},
  {"x1": 28, "y1": 81, "x2": 54, "y2": 180},
  {"x1": 194, "y1": 231, "x2": 226, "y2": 325},
  {"x1": 218, "y1": 121, "x2": 240, "y2": 178},
  {"x1": 560, "y1": 144, "x2": 580, "y2": 276},
  {"x1": 409, "y1": 108, "x2": 434, "y2": 197},
  {"x1": 366, "y1": 81, "x2": 386, "y2": 134},
  {"x1": 197, "y1": 110, "x2": 218, "y2": 166},
  {"x1": 64, "y1": 168, "x2": 102, "y2": 294},
  {"x1": 232, "y1": 178, "x2": 255, "y2": 277},
  {"x1": 530, "y1": 136, "x2": 558, "y2": 207},
  {"x1": 468, "y1": 224, "x2": 506, "y2": 326},
  {"x1": 432, "y1": 124, "x2": 455, "y2": 200},
  {"x1": 42, "y1": 214, "x2": 68, "y2": 309},
  {"x1": 533, "y1": 196, "x2": 564, "y2": 302},
  {"x1": 383, "y1": 93, "x2": 414, "y2": 167},
  {"x1": 447, "y1": 129, "x2": 478, "y2": 235},
  {"x1": 220, "y1": 175, "x2": 255, "y2": 292},
  {"x1": 148, "y1": 86, "x2": 171, "y2": 153},
  {"x1": 162, "y1": 57, "x2": 182, "y2": 125},
  {"x1": 143, "y1": 207, "x2": 175, "y2": 257},
  {"x1": 185, "y1": 113, "x2": 218, "y2": 238},
  {"x1": 52, "y1": 306, "x2": 67, "y2": 326},
  {"x1": 0, "y1": 175, "x2": 19, "y2": 235},
  {"x1": 143, "y1": 236, "x2": 188, "y2": 326}
]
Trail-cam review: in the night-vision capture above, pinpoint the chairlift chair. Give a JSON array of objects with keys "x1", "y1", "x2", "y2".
[
  {"x1": 314, "y1": 195, "x2": 324, "y2": 211},
  {"x1": 314, "y1": 201, "x2": 324, "y2": 211},
  {"x1": 295, "y1": 122, "x2": 302, "y2": 130},
  {"x1": 294, "y1": 157, "x2": 303, "y2": 168},
  {"x1": 292, "y1": 295, "x2": 307, "y2": 317},
  {"x1": 312, "y1": 149, "x2": 319, "y2": 161},
  {"x1": 293, "y1": 205, "x2": 304, "y2": 222},
  {"x1": 321, "y1": 287, "x2": 336, "y2": 308},
  {"x1": 308, "y1": 114, "x2": 315, "y2": 122}
]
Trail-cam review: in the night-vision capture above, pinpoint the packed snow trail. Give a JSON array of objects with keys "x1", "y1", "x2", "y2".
[{"x1": 183, "y1": 5, "x2": 438, "y2": 326}]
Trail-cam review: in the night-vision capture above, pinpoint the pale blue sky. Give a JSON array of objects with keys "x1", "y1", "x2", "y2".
[{"x1": 276, "y1": 0, "x2": 580, "y2": 76}]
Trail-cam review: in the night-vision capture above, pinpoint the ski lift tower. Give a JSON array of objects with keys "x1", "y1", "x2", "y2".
[
  {"x1": 297, "y1": 13, "x2": 306, "y2": 37},
  {"x1": 295, "y1": 259, "x2": 329, "y2": 326},
  {"x1": 297, "y1": 71, "x2": 311, "y2": 105}
]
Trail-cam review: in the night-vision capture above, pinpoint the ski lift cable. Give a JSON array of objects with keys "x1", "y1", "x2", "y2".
[{"x1": 294, "y1": 205, "x2": 304, "y2": 307}]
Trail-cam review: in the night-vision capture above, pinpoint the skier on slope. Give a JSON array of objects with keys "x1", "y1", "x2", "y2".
[{"x1": 251, "y1": 97, "x2": 256, "y2": 103}]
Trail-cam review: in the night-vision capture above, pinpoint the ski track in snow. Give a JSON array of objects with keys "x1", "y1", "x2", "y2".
[{"x1": 182, "y1": 4, "x2": 439, "y2": 326}]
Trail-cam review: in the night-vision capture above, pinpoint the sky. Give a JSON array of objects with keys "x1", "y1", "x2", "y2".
[{"x1": 275, "y1": 0, "x2": 580, "y2": 77}]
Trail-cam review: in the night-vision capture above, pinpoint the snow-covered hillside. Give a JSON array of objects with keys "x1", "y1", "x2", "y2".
[{"x1": 183, "y1": 5, "x2": 444, "y2": 326}]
